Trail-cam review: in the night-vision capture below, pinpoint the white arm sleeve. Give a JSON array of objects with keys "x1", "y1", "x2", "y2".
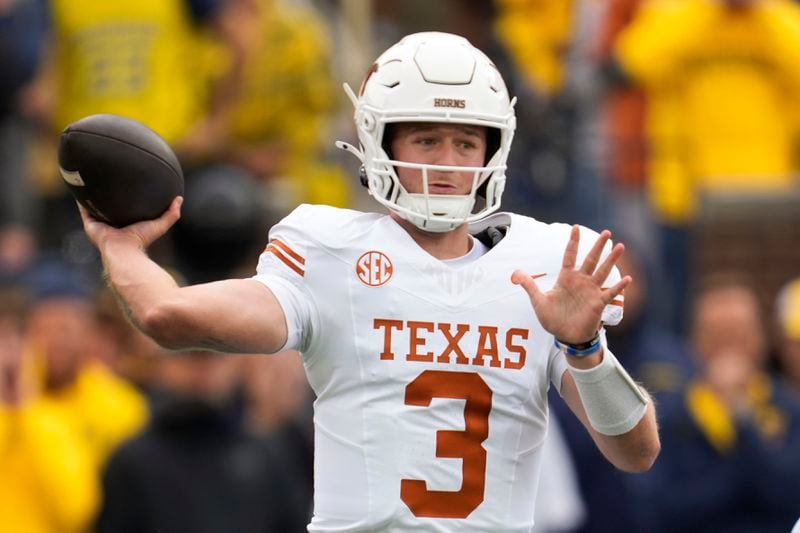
[{"x1": 568, "y1": 343, "x2": 649, "y2": 436}]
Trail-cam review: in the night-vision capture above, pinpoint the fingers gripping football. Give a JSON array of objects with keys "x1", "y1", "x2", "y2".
[{"x1": 78, "y1": 196, "x2": 183, "y2": 251}]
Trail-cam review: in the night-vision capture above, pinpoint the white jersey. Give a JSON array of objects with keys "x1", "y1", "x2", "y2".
[{"x1": 252, "y1": 204, "x2": 623, "y2": 533}]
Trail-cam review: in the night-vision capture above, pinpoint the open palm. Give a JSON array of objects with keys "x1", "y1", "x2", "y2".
[{"x1": 512, "y1": 225, "x2": 631, "y2": 345}]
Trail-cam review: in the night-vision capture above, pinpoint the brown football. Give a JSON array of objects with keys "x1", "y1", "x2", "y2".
[{"x1": 58, "y1": 114, "x2": 184, "y2": 228}]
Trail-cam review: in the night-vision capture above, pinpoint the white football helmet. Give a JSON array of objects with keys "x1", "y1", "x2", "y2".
[{"x1": 336, "y1": 32, "x2": 517, "y2": 232}]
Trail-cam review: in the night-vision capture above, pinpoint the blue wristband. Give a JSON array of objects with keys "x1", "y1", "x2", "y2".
[{"x1": 554, "y1": 333, "x2": 602, "y2": 358}]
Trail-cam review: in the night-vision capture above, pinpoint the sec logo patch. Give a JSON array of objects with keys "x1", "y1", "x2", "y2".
[{"x1": 356, "y1": 251, "x2": 393, "y2": 287}]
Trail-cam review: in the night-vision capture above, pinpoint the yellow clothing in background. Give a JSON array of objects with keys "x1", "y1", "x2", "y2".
[
  {"x1": 494, "y1": 0, "x2": 574, "y2": 95},
  {"x1": 687, "y1": 374, "x2": 789, "y2": 454},
  {"x1": 0, "y1": 401, "x2": 99, "y2": 533},
  {"x1": 50, "y1": 0, "x2": 205, "y2": 143},
  {"x1": 616, "y1": 0, "x2": 800, "y2": 222},
  {"x1": 47, "y1": 362, "x2": 148, "y2": 470},
  {"x1": 780, "y1": 278, "x2": 800, "y2": 340},
  {"x1": 224, "y1": 2, "x2": 348, "y2": 207}
]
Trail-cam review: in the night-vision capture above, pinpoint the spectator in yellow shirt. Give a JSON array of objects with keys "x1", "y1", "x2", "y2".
[
  {"x1": 0, "y1": 280, "x2": 99, "y2": 533},
  {"x1": 494, "y1": 0, "x2": 574, "y2": 98},
  {"x1": 215, "y1": 0, "x2": 350, "y2": 211},
  {"x1": 610, "y1": 0, "x2": 800, "y2": 333},
  {"x1": 28, "y1": 0, "x2": 247, "y2": 251},
  {"x1": 24, "y1": 258, "x2": 148, "y2": 470},
  {"x1": 614, "y1": 0, "x2": 800, "y2": 223}
]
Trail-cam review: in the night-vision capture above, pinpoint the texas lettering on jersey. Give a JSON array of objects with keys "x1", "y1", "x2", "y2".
[{"x1": 374, "y1": 318, "x2": 529, "y2": 370}]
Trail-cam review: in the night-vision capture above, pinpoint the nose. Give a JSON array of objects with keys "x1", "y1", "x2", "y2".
[{"x1": 433, "y1": 141, "x2": 459, "y2": 169}]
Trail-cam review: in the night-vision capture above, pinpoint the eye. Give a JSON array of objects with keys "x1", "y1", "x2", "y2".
[{"x1": 414, "y1": 136, "x2": 437, "y2": 146}]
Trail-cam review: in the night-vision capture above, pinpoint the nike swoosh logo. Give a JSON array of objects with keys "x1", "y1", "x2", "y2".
[{"x1": 530, "y1": 273, "x2": 547, "y2": 280}]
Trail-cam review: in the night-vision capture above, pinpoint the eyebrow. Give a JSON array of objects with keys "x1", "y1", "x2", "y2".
[{"x1": 405, "y1": 124, "x2": 484, "y2": 138}]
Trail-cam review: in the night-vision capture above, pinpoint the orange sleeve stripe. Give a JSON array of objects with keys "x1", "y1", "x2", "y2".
[
  {"x1": 271, "y1": 239, "x2": 305, "y2": 265},
  {"x1": 267, "y1": 246, "x2": 305, "y2": 277},
  {"x1": 610, "y1": 299, "x2": 624, "y2": 307}
]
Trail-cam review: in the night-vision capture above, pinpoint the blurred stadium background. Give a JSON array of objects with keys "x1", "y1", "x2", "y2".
[{"x1": 1, "y1": 0, "x2": 799, "y2": 531}]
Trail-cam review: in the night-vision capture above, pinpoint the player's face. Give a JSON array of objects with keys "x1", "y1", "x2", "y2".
[{"x1": 389, "y1": 123, "x2": 487, "y2": 195}]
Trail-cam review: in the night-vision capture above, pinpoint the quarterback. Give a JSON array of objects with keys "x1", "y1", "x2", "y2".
[{"x1": 80, "y1": 33, "x2": 659, "y2": 532}]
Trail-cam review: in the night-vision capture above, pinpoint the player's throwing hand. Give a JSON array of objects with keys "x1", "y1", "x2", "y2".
[{"x1": 78, "y1": 196, "x2": 183, "y2": 252}]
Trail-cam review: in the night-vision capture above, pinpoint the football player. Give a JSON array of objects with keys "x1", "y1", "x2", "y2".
[{"x1": 79, "y1": 32, "x2": 659, "y2": 532}]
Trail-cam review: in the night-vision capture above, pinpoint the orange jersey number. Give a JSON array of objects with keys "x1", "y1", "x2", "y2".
[{"x1": 401, "y1": 370, "x2": 493, "y2": 518}]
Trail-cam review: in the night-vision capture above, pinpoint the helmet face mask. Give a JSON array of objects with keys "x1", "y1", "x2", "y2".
[{"x1": 338, "y1": 32, "x2": 517, "y2": 233}]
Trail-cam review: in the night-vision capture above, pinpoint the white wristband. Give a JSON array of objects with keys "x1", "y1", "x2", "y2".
[{"x1": 568, "y1": 347, "x2": 648, "y2": 436}]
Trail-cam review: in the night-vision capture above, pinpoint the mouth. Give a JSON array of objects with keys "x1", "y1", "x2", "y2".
[{"x1": 427, "y1": 182, "x2": 459, "y2": 194}]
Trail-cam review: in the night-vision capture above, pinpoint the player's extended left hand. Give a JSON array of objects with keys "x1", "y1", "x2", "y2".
[{"x1": 511, "y1": 225, "x2": 632, "y2": 345}]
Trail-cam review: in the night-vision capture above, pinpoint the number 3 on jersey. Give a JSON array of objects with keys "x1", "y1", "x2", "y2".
[{"x1": 401, "y1": 370, "x2": 493, "y2": 519}]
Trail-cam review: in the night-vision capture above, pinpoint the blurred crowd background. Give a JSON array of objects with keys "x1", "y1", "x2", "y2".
[{"x1": 1, "y1": 0, "x2": 800, "y2": 531}]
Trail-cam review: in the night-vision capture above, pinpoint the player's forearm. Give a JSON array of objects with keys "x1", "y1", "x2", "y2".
[
  {"x1": 101, "y1": 235, "x2": 289, "y2": 353},
  {"x1": 563, "y1": 350, "x2": 661, "y2": 472},
  {"x1": 588, "y1": 398, "x2": 660, "y2": 473},
  {"x1": 100, "y1": 238, "x2": 181, "y2": 340}
]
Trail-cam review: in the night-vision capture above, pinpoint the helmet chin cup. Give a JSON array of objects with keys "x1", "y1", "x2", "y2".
[
  {"x1": 395, "y1": 193, "x2": 477, "y2": 233},
  {"x1": 337, "y1": 32, "x2": 517, "y2": 233}
]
